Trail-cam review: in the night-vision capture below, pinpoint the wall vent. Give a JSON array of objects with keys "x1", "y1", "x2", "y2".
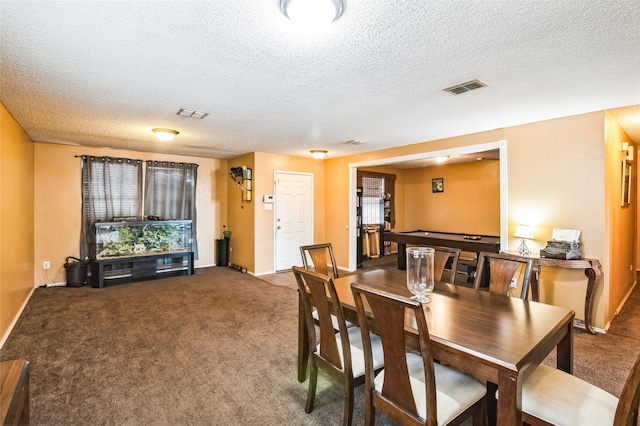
[
  {"x1": 443, "y1": 79, "x2": 487, "y2": 95},
  {"x1": 177, "y1": 108, "x2": 209, "y2": 119}
]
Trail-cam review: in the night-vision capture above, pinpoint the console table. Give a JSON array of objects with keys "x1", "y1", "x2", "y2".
[
  {"x1": 529, "y1": 257, "x2": 602, "y2": 334},
  {"x1": 1, "y1": 359, "x2": 30, "y2": 425}
]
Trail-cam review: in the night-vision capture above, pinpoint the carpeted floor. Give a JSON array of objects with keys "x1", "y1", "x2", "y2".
[{"x1": 1, "y1": 266, "x2": 639, "y2": 425}]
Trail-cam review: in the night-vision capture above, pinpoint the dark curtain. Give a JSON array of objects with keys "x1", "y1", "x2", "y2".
[
  {"x1": 80, "y1": 156, "x2": 143, "y2": 259},
  {"x1": 144, "y1": 161, "x2": 198, "y2": 259}
]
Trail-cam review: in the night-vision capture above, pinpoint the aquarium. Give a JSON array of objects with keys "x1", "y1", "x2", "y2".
[{"x1": 95, "y1": 220, "x2": 193, "y2": 260}]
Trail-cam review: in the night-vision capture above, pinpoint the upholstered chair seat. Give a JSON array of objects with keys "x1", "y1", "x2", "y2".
[
  {"x1": 521, "y1": 364, "x2": 618, "y2": 425},
  {"x1": 373, "y1": 352, "x2": 487, "y2": 424}
]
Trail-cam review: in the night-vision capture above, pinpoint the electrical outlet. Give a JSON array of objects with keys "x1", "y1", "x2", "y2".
[
  {"x1": 509, "y1": 278, "x2": 518, "y2": 289},
  {"x1": 43, "y1": 261, "x2": 50, "y2": 270}
]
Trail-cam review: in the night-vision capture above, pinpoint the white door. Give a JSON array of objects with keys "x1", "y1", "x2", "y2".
[{"x1": 275, "y1": 172, "x2": 313, "y2": 271}]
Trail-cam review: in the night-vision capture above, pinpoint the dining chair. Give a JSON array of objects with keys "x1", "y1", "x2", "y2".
[
  {"x1": 298, "y1": 243, "x2": 356, "y2": 384},
  {"x1": 300, "y1": 243, "x2": 339, "y2": 278},
  {"x1": 292, "y1": 266, "x2": 385, "y2": 426},
  {"x1": 473, "y1": 251, "x2": 534, "y2": 299},
  {"x1": 429, "y1": 245, "x2": 461, "y2": 284},
  {"x1": 350, "y1": 282, "x2": 487, "y2": 426},
  {"x1": 518, "y1": 352, "x2": 640, "y2": 425}
]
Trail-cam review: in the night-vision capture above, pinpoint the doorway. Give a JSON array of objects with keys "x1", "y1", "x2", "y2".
[
  {"x1": 348, "y1": 140, "x2": 508, "y2": 271},
  {"x1": 274, "y1": 171, "x2": 314, "y2": 271}
]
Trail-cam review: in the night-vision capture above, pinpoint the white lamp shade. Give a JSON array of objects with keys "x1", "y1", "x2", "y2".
[{"x1": 514, "y1": 224, "x2": 533, "y2": 240}]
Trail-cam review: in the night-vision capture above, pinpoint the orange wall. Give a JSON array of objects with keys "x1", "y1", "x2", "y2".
[
  {"x1": 604, "y1": 111, "x2": 636, "y2": 319},
  {"x1": 402, "y1": 160, "x2": 500, "y2": 235},
  {"x1": 33, "y1": 143, "x2": 228, "y2": 286},
  {"x1": 0, "y1": 104, "x2": 34, "y2": 345},
  {"x1": 226, "y1": 153, "x2": 255, "y2": 272},
  {"x1": 254, "y1": 152, "x2": 326, "y2": 274},
  {"x1": 229, "y1": 151, "x2": 326, "y2": 275},
  {"x1": 1, "y1": 101, "x2": 636, "y2": 342},
  {"x1": 325, "y1": 111, "x2": 618, "y2": 330}
]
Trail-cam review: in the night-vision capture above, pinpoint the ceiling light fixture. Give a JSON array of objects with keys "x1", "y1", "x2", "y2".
[
  {"x1": 280, "y1": 0, "x2": 344, "y2": 30},
  {"x1": 310, "y1": 149, "x2": 328, "y2": 159},
  {"x1": 152, "y1": 128, "x2": 179, "y2": 141}
]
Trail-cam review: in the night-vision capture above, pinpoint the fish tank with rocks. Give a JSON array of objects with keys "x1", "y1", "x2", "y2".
[{"x1": 95, "y1": 220, "x2": 192, "y2": 260}]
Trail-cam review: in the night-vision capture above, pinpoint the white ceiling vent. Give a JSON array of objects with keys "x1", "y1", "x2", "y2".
[
  {"x1": 343, "y1": 140, "x2": 364, "y2": 145},
  {"x1": 177, "y1": 108, "x2": 209, "y2": 119},
  {"x1": 443, "y1": 79, "x2": 487, "y2": 95}
]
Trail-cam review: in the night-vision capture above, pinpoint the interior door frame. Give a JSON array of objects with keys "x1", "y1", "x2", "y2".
[
  {"x1": 273, "y1": 170, "x2": 314, "y2": 272},
  {"x1": 348, "y1": 140, "x2": 508, "y2": 271}
]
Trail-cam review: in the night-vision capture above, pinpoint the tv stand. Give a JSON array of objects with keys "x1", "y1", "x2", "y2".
[{"x1": 89, "y1": 252, "x2": 194, "y2": 288}]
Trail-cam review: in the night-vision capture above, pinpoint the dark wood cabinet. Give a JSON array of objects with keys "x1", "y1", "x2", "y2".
[
  {"x1": 0, "y1": 359, "x2": 29, "y2": 425},
  {"x1": 89, "y1": 252, "x2": 194, "y2": 288}
]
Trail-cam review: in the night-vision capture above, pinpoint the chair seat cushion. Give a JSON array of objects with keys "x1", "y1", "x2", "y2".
[
  {"x1": 374, "y1": 353, "x2": 486, "y2": 424},
  {"x1": 317, "y1": 326, "x2": 384, "y2": 378},
  {"x1": 312, "y1": 309, "x2": 355, "y2": 330},
  {"x1": 521, "y1": 364, "x2": 618, "y2": 426}
]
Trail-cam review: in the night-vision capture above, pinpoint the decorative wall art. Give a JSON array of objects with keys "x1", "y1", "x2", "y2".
[
  {"x1": 622, "y1": 160, "x2": 632, "y2": 207},
  {"x1": 432, "y1": 178, "x2": 444, "y2": 193}
]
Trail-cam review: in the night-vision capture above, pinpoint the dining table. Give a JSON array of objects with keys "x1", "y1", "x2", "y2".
[{"x1": 297, "y1": 268, "x2": 575, "y2": 426}]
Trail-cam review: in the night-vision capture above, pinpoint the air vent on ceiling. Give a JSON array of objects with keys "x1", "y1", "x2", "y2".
[
  {"x1": 443, "y1": 79, "x2": 487, "y2": 95},
  {"x1": 177, "y1": 108, "x2": 209, "y2": 119},
  {"x1": 343, "y1": 140, "x2": 364, "y2": 145}
]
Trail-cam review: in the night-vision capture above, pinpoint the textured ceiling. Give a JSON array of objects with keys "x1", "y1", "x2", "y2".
[{"x1": 1, "y1": 1, "x2": 639, "y2": 160}]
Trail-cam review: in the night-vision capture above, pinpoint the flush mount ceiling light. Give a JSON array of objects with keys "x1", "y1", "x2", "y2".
[
  {"x1": 280, "y1": 0, "x2": 344, "y2": 30},
  {"x1": 310, "y1": 149, "x2": 328, "y2": 159},
  {"x1": 152, "y1": 128, "x2": 179, "y2": 141}
]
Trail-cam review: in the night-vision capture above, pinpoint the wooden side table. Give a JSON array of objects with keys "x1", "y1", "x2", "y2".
[
  {"x1": 0, "y1": 359, "x2": 30, "y2": 425},
  {"x1": 529, "y1": 257, "x2": 602, "y2": 334}
]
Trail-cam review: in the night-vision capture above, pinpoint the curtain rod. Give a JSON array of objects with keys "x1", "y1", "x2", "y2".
[{"x1": 75, "y1": 155, "x2": 198, "y2": 167}]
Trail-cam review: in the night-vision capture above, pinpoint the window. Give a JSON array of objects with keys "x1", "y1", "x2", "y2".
[
  {"x1": 79, "y1": 156, "x2": 199, "y2": 260},
  {"x1": 144, "y1": 161, "x2": 199, "y2": 258},
  {"x1": 361, "y1": 176, "x2": 384, "y2": 226},
  {"x1": 80, "y1": 156, "x2": 143, "y2": 259},
  {"x1": 357, "y1": 171, "x2": 396, "y2": 229}
]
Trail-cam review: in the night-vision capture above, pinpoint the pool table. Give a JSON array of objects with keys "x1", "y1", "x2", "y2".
[{"x1": 385, "y1": 230, "x2": 501, "y2": 270}]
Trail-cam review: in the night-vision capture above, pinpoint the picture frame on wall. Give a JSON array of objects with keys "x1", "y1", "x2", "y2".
[
  {"x1": 432, "y1": 178, "x2": 444, "y2": 193},
  {"x1": 622, "y1": 160, "x2": 632, "y2": 207}
]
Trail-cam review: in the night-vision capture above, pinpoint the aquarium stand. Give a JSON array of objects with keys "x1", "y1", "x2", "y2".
[{"x1": 89, "y1": 252, "x2": 194, "y2": 288}]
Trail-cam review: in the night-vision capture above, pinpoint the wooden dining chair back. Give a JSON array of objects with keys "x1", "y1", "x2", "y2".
[
  {"x1": 292, "y1": 266, "x2": 383, "y2": 426},
  {"x1": 300, "y1": 243, "x2": 339, "y2": 279},
  {"x1": 473, "y1": 252, "x2": 534, "y2": 299},
  {"x1": 351, "y1": 283, "x2": 486, "y2": 426},
  {"x1": 615, "y1": 352, "x2": 640, "y2": 426},
  {"x1": 429, "y1": 245, "x2": 461, "y2": 284},
  {"x1": 520, "y1": 351, "x2": 640, "y2": 426}
]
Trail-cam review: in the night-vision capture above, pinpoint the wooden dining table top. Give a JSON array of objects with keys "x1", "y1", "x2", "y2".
[{"x1": 330, "y1": 268, "x2": 575, "y2": 425}]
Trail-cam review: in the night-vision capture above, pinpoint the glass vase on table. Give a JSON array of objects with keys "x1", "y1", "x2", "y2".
[{"x1": 406, "y1": 246, "x2": 435, "y2": 303}]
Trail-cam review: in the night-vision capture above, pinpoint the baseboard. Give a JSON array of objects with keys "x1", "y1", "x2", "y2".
[
  {"x1": 39, "y1": 282, "x2": 66, "y2": 288},
  {"x1": 0, "y1": 286, "x2": 36, "y2": 350},
  {"x1": 573, "y1": 318, "x2": 607, "y2": 334},
  {"x1": 614, "y1": 279, "x2": 638, "y2": 317}
]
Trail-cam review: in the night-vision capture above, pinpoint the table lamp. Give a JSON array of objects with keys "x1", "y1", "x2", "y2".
[{"x1": 514, "y1": 224, "x2": 533, "y2": 256}]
